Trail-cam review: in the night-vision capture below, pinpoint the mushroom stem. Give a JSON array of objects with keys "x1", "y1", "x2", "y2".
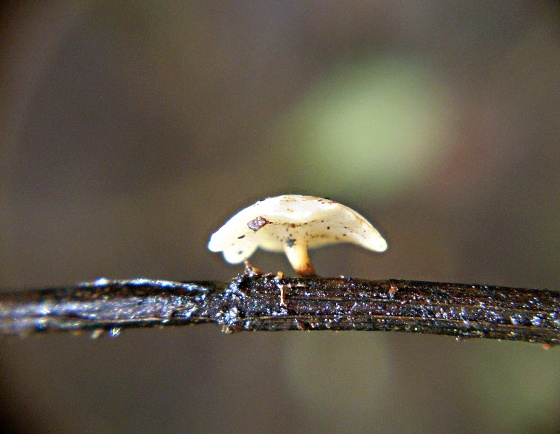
[{"x1": 284, "y1": 242, "x2": 316, "y2": 276}]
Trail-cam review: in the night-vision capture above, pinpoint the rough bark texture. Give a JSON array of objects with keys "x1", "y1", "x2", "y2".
[{"x1": 0, "y1": 275, "x2": 559, "y2": 344}]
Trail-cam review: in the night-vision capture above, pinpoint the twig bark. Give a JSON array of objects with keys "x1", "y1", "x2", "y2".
[{"x1": 0, "y1": 275, "x2": 559, "y2": 344}]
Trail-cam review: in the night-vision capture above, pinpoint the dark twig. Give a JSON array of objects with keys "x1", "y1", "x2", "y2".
[{"x1": 0, "y1": 275, "x2": 559, "y2": 344}]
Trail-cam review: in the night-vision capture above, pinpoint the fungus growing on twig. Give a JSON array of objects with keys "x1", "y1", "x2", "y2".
[{"x1": 208, "y1": 195, "x2": 387, "y2": 276}]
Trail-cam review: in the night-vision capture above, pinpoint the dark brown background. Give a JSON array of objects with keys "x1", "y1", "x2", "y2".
[{"x1": 1, "y1": 2, "x2": 560, "y2": 433}]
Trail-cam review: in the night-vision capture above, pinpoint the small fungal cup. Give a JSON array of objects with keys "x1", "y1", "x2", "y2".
[{"x1": 208, "y1": 195, "x2": 387, "y2": 276}]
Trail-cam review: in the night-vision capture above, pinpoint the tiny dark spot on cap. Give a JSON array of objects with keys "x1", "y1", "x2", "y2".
[
  {"x1": 327, "y1": 226, "x2": 330, "y2": 230},
  {"x1": 290, "y1": 223, "x2": 296, "y2": 228},
  {"x1": 238, "y1": 235, "x2": 246, "y2": 239},
  {"x1": 247, "y1": 216, "x2": 269, "y2": 231},
  {"x1": 238, "y1": 250, "x2": 243, "y2": 255}
]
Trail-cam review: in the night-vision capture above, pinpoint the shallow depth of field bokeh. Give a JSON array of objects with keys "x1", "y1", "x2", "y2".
[{"x1": 1, "y1": 2, "x2": 560, "y2": 433}]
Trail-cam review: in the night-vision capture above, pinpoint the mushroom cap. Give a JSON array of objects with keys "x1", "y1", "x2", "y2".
[{"x1": 208, "y1": 195, "x2": 387, "y2": 264}]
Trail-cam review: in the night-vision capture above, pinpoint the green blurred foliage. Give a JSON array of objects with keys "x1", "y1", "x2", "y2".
[{"x1": 278, "y1": 55, "x2": 455, "y2": 200}]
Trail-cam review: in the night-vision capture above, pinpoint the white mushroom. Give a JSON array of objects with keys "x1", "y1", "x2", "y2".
[{"x1": 208, "y1": 195, "x2": 387, "y2": 276}]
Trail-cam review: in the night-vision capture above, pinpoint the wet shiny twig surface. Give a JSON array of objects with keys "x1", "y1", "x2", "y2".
[{"x1": 0, "y1": 275, "x2": 559, "y2": 344}]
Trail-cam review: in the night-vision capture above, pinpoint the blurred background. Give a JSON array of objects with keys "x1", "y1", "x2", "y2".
[{"x1": 1, "y1": 1, "x2": 560, "y2": 432}]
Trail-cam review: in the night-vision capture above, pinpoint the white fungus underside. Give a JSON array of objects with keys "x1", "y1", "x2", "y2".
[{"x1": 208, "y1": 195, "x2": 387, "y2": 264}]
